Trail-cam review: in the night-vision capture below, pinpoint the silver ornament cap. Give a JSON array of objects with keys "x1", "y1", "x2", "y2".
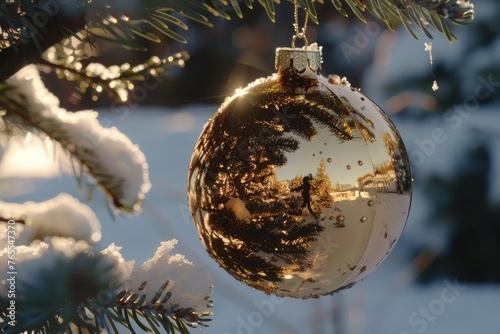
[{"x1": 275, "y1": 42, "x2": 322, "y2": 76}]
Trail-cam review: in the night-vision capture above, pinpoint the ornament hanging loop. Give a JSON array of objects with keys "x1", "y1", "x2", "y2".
[
  {"x1": 291, "y1": 34, "x2": 308, "y2": 48},
  {"x1": 292, "y1": 0, "x2": 309, "y2": 48}
]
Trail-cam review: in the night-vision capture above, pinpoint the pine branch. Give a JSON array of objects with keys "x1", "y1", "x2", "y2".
[
  {"x1": 0, "y1": 256, "x2": 212, "y2": 334},
  {"x1": 0, "y1": 0, "x2": 476, "y2": 83},
  {"x1": 92, "y1": 0, "x2": 474, "y2": 42},
  {"x1": 299, "y1": 0, "x2": 474, "y2": 41},
  {"x1": 84, "y1": 289, "x2": 213, "y2": 334},
  {"x1": 37, "y1": 51, "x2": 190, "y2": 102},
  {"x1": 0, "y1": 235, "x2": 213, "y2": 334},
  {"x1": 0, "y1": 66, "x2": 151, "y2": 214},
  {"x1": 0, "y1": 217, "x2": 27, "y2": 225},
  {"x1": 0, "y1": 0, "x2": 87, "y2": 82}
]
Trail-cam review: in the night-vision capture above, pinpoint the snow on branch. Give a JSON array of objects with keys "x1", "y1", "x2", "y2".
[
  {"x1": 0, "y1": 237, "x2": 106, "y2": 332},
  {"x1": 126, "y1": 240, "x2": 213, "y2": 315},
  {"x1": 0, "y1": 193, "x2": 101, "y2": 246},
  {"x1": 0, "y1": 196, "x2": 213, "y2": 333},
  {"x1": 0, "y1": 235, "x2": 213, "y2": 333},
  {"x1": 0, "y1": 65, "x2": 151, "y2": 213}
]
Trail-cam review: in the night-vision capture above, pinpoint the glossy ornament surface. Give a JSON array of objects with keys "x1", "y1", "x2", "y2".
[{"x1": 187, "y1": 44, "x2": 412, "y2": 298}]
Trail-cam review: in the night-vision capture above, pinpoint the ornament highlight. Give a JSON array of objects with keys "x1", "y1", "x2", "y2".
[{"x1": 187, "y1": 43, "x2": 412, "y2": 298}]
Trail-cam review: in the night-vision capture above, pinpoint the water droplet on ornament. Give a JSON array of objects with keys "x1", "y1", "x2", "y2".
[
  {"x1": 336, "y1": 215, "x2": 345, "y2": 223},
  {"x1": 319, "y1": 151, "x2": 323, "y2": 154},
  {"x1": 361, "y1": 97, "x2": 365, "y2": 101},
  {"x1": 346, "y1": 165, "x2": 351, "y2": 170},
  {"x1": 358, "y1": 160, "x2": 363, "y2": 166},
  {"x1": 367, "y1": 200, "x2": 374, "y2": 207},
  {"x1": 328, "y1": 74, "x2": 341, "y2": 84},
  {"x1": 403, "y1": 210, "x2": 407, "y2": 214},
  {"x1": 329, "y1": 216, "x2": 334, "y2": 221},
  {"x1": 360, "y1": 216, "x2": 367, "y2": 223},
  {"x1": 256, "y1": 224, "x2": 262, "y2": 229},
  {"x1": 327, "y1": 158, "x2": 332, "y2": 163},
  {"x1": 313, "y1": 154, "x2": 316, "y2": 157},
  {"x1": 324, "y1": 142, "x2": 327, "y2": 146}
]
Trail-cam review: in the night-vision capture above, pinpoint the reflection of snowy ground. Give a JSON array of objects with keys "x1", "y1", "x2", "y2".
[
  {"x1": 301, "y1": 197, "x2": 376, "y2": 295},
  {"x1": 332, "y1": 190, "x2": 372, "y2": 201},
  {"x1": 1, "y1": 107, "x2": 499, "y2": 334},
  {"x1": 289, "y1": 191, "x2": 409, "y2": 296}
]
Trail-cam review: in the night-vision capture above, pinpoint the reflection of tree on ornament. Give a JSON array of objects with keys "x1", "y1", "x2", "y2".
[
  {"x1": 188, "y1": 99, "x2": 326, "y2": 291},
  {"x1": 290, "y1": 174, "x2": 305, "y2": 190},
  {"x1": 292, "y1": 176, "x2": 315, "y2": 215},
  {"x1": 313, "y1": 158, "x2": 335, "y2": 207},
  {"x1": 381, "y1": 131, "x2": 412, "y2": 194}
]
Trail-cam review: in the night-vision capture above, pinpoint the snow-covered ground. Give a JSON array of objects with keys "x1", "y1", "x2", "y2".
[{"x1": 1, "y1": 105, "x2": 499, "y2": 334}]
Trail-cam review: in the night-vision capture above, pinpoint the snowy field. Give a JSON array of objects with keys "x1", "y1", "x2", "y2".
[{"x1": 1, "y1": 105, "x2": 499, "y2": 334}]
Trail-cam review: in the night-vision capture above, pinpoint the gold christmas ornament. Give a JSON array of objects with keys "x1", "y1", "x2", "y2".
[{"x1": 187, "y1": 35, "x2": 412, "y2": 298}]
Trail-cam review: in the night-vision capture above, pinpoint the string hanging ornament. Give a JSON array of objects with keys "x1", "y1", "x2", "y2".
[{"x1": 187, "y1": 2, "x2": 412, "y2": 298}]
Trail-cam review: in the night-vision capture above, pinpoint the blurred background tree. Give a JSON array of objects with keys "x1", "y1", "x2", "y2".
[
  {"x1": 421, "y1": 141, "x2": 500, "y2": 283},
  {"x1": 353, "y1": 0, "x2": 499, "y2": 285}
]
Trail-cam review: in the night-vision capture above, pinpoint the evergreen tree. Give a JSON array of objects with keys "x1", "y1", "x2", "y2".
[
  {"x1": 421, "y1": 142, "x2": 500, "y2": 283},
  {"x1": 291, "y1": 174, "x2": 305, "y2": 190},
  {"x1": 313, "y1": 158, "x2": 334, "y2": 206}
]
